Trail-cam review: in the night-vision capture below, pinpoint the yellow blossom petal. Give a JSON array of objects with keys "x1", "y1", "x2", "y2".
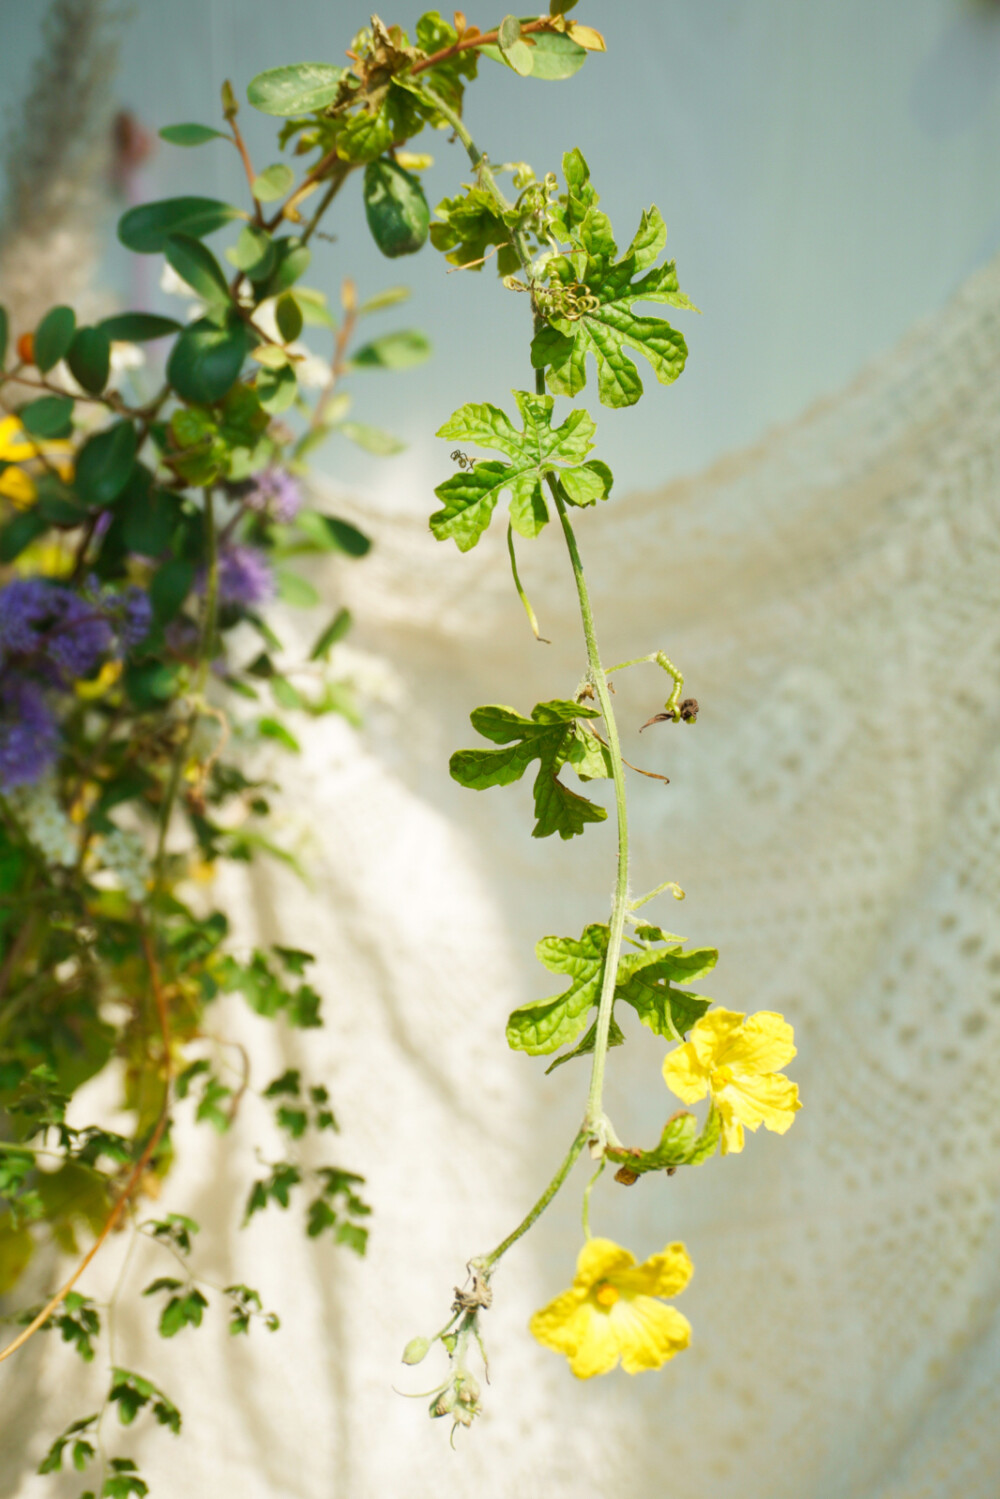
[
  {"x1": 0, "y1": 415, "x2": 39, "y2": 462},
  {"x1": 716, "y1": 1010, "x2": 796, "y2": 1074},
  {"x1": 565, "y1": 1302, "x2": 622, "y2": 1378},
  {"x1": 532, "y1": 1237, "x2": 694, "y2": 1379},
  {"x1": 529, "y1": 1287, "x2": 588, "y2": 1354},
  {"x1": 688, "y1": 1007, "x2": 746, "y2": 1068},
  {"x1": 716, "y1": 1096, "x2": 746, "y2": 1154},
  {"x1": 616, "y1": 1241, "x2": 693, "y2": 1300},
  {"x1": 0, "y1": 467, "x2": 37, "y2": 507},
  {"x1": 661, "y1": 1041, "x2": 711, "y2": 1104},
  {"x1": 574, "y1": 1236, "x2": 636, "y2": 1290},
  {"x1": 613, "y1": 1296, "x2": 692, "y2": 1373},
  {"x1": 716, "y1": 1068, "x2": 801, "y2": 1136}
]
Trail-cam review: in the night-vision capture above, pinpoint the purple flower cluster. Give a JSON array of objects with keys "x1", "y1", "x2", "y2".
[
  {"x1": 0, "y1": 578, "x2": 151, "y2": 683},
  {"x1": 0, "y1": 577, "x2": 152, "y2": 792},
  {"x1": 215, "y1": 544, "x2": 274, "y2": 609},
  {"x1": 233, "y1": 467, "x2": 302, "y2": 524},
  {"x1": 0, "y1": 677, "x2": 60, "y2": 790}
]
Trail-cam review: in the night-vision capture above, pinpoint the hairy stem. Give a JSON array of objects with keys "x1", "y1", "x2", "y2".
[
  {"x1": 545, "y1": 470, "x2": 630, "y2": 1138},
  {"x1": 478, "y1": 1130, "x2": 587, "y2": 1271}
]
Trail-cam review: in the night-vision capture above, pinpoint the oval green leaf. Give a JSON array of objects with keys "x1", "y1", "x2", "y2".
[
  {"x1": 481, "y1": 31, "x2": 586, "y2": 80},
  {"x1": 18, "y1": 394, "x2": 74, "y2": 439},
  {"x1": 275, "y1": 293, "x2": 303, "y2": 345},
  {"x1": 0, "y1": 510, "x2": 47, "y2": 562},
  {"x1": 159, "y1": 123, "x2": 229, "y2": 146},
  {"x1": 226, "y1": 225, "x2": 277, "y2": 282},
  {"x1": 252, "y1": 163, "x2": 295, "y2": 202},
  {"x1": 259, "y1": 238, "x2": 312, "y2": 298},
  {"x1": 351, "y1": 329, "x2": 431, "y2": 370},
  {"x1": 167, "y1": 315, "x2": 250, "y2": 404},
  {"x1": 118, "y1": 196, "x2": 243, "y2": 254},
  {"x1": 98, "y1": 312, "x2": 183, "y2": 342},
  {"x1": 246, "y1": 63, "x2": 346, "y2": 116},
  {"x1": 296, "y1": 511, "x2": 371, "y2": 557},
  {"x1": 33, "y1": 305, "x2": 76, "y2": 373},
  {"x1": 74, "y1": 421, "x2": 138, "y2": 508},
  {"x1": 256, "y1": 362, "x2": 298, "y2": 415},
  {"x1": 66, "y1": 326, "x2": 111, "y2": 393},
  {"x1": 338, "y1": 421, "x2": 404, "y2": 456}
]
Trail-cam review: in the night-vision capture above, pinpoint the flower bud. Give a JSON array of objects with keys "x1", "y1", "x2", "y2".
[
  {"x1": 430, "y1": 1386, "x2": 458, "y2": 1418},
  {"x1": 401, "y1": 1336, "x2": 431, "y2": 1366}
]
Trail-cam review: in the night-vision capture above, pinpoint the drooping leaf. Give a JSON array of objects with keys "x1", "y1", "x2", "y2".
[
  {"x1": 449, "y1": 699, "x2": 609, "y2": 840},
  {"x1": 118, "y1": 197, "x2": 243, "y2": 254},
  {"x1": 363, "y1": 158, "x2": 430, "y2": 258},
  {"x1": 430, "y1": 390, "x2": 610, "y2": 550},
  {"x1": 531, "y1": 150, "x2": 697, "y2": 408},
  {"x1": 159, "y1": 123, "x2": 228, "y2": 146},
  {"x1": 429, "y1": 184, "x2": 519, "y2": 275},
  {"x1": 33, "y1": 305, "x2": 76, "y2": 372},
  {"x1": 247, "y1": 63, "x2": 346, "y2": 116}
]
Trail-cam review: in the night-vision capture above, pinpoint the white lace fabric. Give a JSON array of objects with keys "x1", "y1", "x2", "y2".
[{"x1": 6, "y1": 248, "x2": 1000, "y2": 1499}]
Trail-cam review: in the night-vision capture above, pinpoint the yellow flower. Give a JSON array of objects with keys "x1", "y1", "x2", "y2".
[
  {"x1": 0, "y1": 414, "x2": 74, "y2": 508},
  {"x1": 662, "y1": 1008, "x2": 801, "y2": 1155},
  {"x1": 529, "y1": 1237, "x2": 693, "y2": 1379},
  {"x1": 0, "y1": 414, "x2": 42, "y2": 506}
]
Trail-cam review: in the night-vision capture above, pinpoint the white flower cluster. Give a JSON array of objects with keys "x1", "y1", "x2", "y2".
[
  {"x1": 8, "y1": 781, "x2": 77, "y2": 866},
  {"x1": 97, "y1": 827, "x2": 150, "y2": 903}
]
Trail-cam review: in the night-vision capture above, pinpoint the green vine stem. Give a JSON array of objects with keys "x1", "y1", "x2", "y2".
[
  {"x1": 477, "y1": 1129, "x2": 586, "y2": 1272},
  {"x1": 422, "y1": 80, "x2": 636, "y2": 1243}
]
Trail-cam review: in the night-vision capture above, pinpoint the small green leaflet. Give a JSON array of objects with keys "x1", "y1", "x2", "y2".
[
  {"x1": 429, "y1": 184, "x2": 520, "y2": 275},
  {"x1": 431, "y1": 390, "x2": 612, "y2": 551},
  {"x1": 505, "y1": 920, "x2": 716, "y2": 1057},
  {"x1": 531, "y1": 148, "x2": 698, "y2": 408},
  {"x1": 449, "y1": 699, "x2": 612, "y2": 840}
]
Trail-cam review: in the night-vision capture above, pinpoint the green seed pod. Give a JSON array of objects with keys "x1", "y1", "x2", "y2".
[
  {"x1": 401, "y1": 1336, "x2": 431, "y2": 1365},
  {"x1": 363, "y1": 158, "x2": 430, "y2": 259}
]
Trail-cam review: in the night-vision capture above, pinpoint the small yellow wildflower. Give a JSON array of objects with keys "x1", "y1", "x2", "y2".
[
  {"x1": 529, "y1": 1237, "x2": 693, "y2": 1378},
  {"x1": 662, "y1": 1008, "x2": 801, "y2": 1155},
  {"x1": 0, "y1": 415, "x2": 42, "y2": 506},
  {"x1": 0, "y1": 414, "x2": 74, "y2": 508}
]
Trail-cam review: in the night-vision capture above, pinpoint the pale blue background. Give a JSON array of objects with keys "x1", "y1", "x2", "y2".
[{"x1": 3, "y1": 0, "x2": 1000, "y2": 500}]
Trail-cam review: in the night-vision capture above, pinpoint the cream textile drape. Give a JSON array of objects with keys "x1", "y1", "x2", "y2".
[
  {"x1": 7, "y1": 154, "x2": 1000, "y2": 1499},
  {"x1": 43, "y1": 235, "x2": 996, "y2": 1499}
]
